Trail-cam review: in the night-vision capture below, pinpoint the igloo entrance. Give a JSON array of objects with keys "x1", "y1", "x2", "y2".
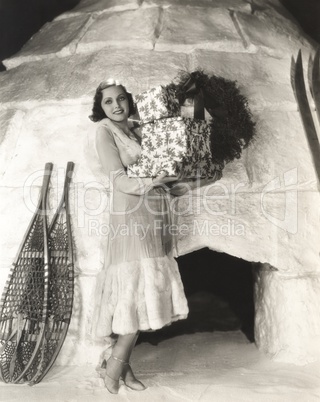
[{"x1": 139, "y1": 248, "x2": 255, "y2": 345}]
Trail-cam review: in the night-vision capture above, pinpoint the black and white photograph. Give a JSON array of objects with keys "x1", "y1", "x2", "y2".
[{"x1": 0, "y1": 0, "x2": 319, "y2": 401}]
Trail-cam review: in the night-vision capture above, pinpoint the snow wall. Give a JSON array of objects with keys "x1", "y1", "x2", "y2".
[{"x1": 0, "y1": 0, "x2": 320, "y2": 365}]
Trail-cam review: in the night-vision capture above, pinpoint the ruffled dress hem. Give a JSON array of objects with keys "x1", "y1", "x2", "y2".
[{"x1": 94, "y1": 255, "x2": 189, "y2": 337}]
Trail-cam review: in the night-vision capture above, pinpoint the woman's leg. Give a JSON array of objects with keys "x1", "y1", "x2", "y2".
[
  {"x1": 118, "y1": 332, "x2": 146, "y2": 390},
  {"x1": 104, "y1": 331, "x2": 145, "y2": 393},
  {"x1": 113, "y1": 331, "x2": 139, "y2": 362}
]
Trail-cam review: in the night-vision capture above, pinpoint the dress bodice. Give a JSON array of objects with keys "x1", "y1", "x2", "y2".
[{"x1": 98, "y1": 118, "x2": 141, "y2": 168}]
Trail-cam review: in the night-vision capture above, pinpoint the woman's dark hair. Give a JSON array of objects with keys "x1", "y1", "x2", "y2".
[{"x1": 89, "y1": 82, "x2": 136, "y2": 122}]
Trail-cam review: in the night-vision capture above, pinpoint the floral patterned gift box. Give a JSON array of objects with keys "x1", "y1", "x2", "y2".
[
  {"x1": 134, "y1": 86, "x2": 180, "y2": 123},
  {"x1": 177, "y1": 118, "x2": 221, "y2": 178},
  {"x1": 127, "y1": 118, "x2": 221, "y2": 178},
  {"x1": 128, "y1": 117, "x2": 187, "y2": 177},
  {"x1": 129, "y1": 155, "x2": 178, "y2": 177}
]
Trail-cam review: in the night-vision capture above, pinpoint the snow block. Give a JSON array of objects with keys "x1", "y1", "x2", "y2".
[
  {"x1": 3, "y1": 14, "x2": 92, "y2": 69},
  {"x1": 0, "y1": 186, "x2": 38, "y2": 271},
  {"x1": 175, "y1": 188, "x2": 320, "y2": 276},
  {"x1": 0, "y1": 182, "x2": 109, "y2": 277},
  {"x1": 143, "y1": 0, "x2": 251, "y2": 9},
  {"x1": 77, "y1": 8, "x2": 159, "y2": 53},
  {"x1": 54, "y1": 274, "x2": 104, "y2": 366},
  {"x1": 234, "y1": 9, "x2": 315, "y2": 57},
  {"x1": 0, "y1": 104, "x2": 96, "y2": 188},
  {"x1": 0, "y1": 110, "x2": 25, "y2": 179},
  {"x1": 155, "y1": 6, "x2": 246, "y2": 52},
  {"x1": 245, "y1": 111, "x2": 318, "y2": 190},
  {"x1": 190, "y1": 50, "x2": 293, "y2": 86},
  {"x1": 0, "y1": 49, "x2": 189, "y2": 105},
  {"x1": 59, "y1": 0, "x2": 140, "y2": 18},
  {"x1": 243, "y1": 83, "x2": 295, "y2": 112},
  {"x1": 254, "y1": 265, "x2": 320, "y2": 364}
]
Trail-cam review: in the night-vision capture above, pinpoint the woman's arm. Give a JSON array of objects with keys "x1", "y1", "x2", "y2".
[{"x1": 96, "y1": 125, "x2": 154, "y2": 195}]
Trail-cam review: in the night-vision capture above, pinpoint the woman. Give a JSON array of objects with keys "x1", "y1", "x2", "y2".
[{"x1": 89, "y1": 79, "x2": 190, "y2": 394}]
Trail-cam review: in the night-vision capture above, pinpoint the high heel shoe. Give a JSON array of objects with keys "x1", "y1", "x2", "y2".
[
  {"x1": 100, "y1": 357, "x2": 121, "y2": 394},
  {"x1": 112, "y1": 355, "x2": 146, "y2": 391},
  {"x1": 121, "y1": 363, "x2": 146, "y2": 391}
]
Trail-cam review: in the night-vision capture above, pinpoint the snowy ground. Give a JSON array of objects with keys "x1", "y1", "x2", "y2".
[
  {"x1": 1, "y1": 291, "x2": 319, "y2": 402},
  {"x1": 0, "y1": 331, "x2": 319, "y2": 402}
]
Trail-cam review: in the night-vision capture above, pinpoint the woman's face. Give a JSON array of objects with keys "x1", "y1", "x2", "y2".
[{"x1": 101, "y1": 85, "x2": 130, "y2": 123}]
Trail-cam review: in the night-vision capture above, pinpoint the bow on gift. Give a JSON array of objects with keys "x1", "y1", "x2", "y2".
[
  {"x1": 181, "y1": 75, "x2": 205, "y2": 120},
  {"x1": 180, "y1": 73, "x2": 228, "y2": 119}
]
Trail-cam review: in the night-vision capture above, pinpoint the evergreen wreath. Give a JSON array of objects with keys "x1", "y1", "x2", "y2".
[{"x1": 168, "y1": 70, "x2": 256, "y2": 168}]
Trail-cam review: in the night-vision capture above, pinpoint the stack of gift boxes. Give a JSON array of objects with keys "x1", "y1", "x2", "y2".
[{"x1": 127, "y1": 85, "x2": 221, "y2": 179}]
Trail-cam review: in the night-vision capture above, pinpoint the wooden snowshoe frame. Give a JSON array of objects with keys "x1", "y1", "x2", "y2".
[{"x1": 0, "y1": 161, "x2": 75, "y2": 385}]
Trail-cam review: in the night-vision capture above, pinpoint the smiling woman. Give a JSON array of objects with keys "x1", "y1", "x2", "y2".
[
  {"x1": 89, "y1": 81, "x2": 136, "y2": 124},
  {"x1": 101, "y1": 86, "x2": 130, "y2": 125},
  {"x1": 88, "y1": 80, "x2": 194, "y2": 394}
]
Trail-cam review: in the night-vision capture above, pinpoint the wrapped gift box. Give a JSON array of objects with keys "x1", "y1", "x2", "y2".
[
  {"x1": 127, "y1": 117, "x2": 187, "y2": 177},
  {"x1": 127, "y1": 118, "x2": 221, "y2": 178},
  {"x1": 134, "y1": 86, "x2": 180, "y2": 123},
  {"x1": 176, "y1": 118, "x2": 219, "y2": 178},
  {"x1": 128, "y1": 155, "x2": 178, "y2": 177}
]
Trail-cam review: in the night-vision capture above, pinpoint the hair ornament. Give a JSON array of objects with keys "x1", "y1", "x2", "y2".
[{"x1": 99, "y1": 78, "x2": 133, "y2": 94}]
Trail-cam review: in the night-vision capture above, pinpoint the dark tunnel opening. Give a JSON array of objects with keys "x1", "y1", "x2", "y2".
[{"x1": 138, "y1": 248, "x2": 255, "y2": 345}]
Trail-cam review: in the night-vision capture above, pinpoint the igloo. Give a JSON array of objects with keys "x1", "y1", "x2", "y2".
[{"x1": 0, "y1": 0, "x2": 319, "y2": 367}]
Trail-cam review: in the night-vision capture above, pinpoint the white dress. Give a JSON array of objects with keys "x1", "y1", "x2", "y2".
[{"x1": 93, "y1": 119, "x2": 189, "y2": 336}]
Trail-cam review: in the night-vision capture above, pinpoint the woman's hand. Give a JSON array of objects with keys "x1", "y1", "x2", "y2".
[
  {"x1": 152, "y1": 172, "x2": 220, "y2": 194},
  {"x1": 168, "y1": 182, "x2": 190, "y2": 197},
  {"x1": 152, "y1": 172, "x2": 179, "y2": 187}
]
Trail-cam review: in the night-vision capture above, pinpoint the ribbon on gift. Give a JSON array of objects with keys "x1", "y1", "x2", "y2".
[
  {"x1": 180, "y1": 73, "x2": 228, "y2": 119},
  {"x1": 181, "y1": 75, "x2": 205, "y2": 120}
]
